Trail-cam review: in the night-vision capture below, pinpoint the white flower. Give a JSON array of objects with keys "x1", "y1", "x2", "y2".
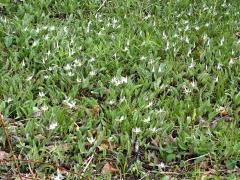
[
  {"x1": 123, "y1": 46, "x2": 129, "y2": 52},
  {"x1": 183, "y1": 85, "x2": 191, "y2": 94},
  {"x1": 108, "y1": 100, "x2": 115, "y2": 105},
  {"x1": 44, "y1": 35, "x2": 49, "y2": 40},
  {"x1": 146, "y1": 101, "x2": 153, "y2": 108},
  {"x1": 112, "y1": 17, "x2": 118, "y2": 28},
  {"x1": 189, "y1": 61, "x2": 195, "y2": 69},
  {"x1": 42, "y1": 26, "x2": 48, "y2": 30},
  {"x1": 41, "y1": 105, "x2": 48, "y2": 111},
  {"x1": 87, "y1": 137, "x2": 96, "y2": 144},
  {"x1": 155, "y1": 108, "x2": 164, "y2": 114},
  {"x1": 229, "y1": 58, "x2": 234, "y2": 65},
  {"x1": 203, "y1": 34, "x2": 208, "y2": 41},
  {"x1": 185, "y1": 37, "x2": 190, "y2": 44},
  {"x1": 6, "y1": 97, "x2": 12, "y2": 103},
  {"x1": 143, "y1": 117, "x2": 150, "y2": 123},
  {"x1": 32, "y1": 40, "x2": 39, "y2": 47},
  {"x1": 36, "y1": 27, "x2": 40, "y2": 33},
  {"x1": 187, "y1": 48, "x2": 192, "y2": 57},
  {"x1": 111, "y1": 76, "x2": 128, "y2": 86},
  {"x1": 38, "y1": 92, "x2": 45, "y2": 97},
  {"x1": 86, "y1": 21, "x2": 91, "y2": 33},
  {"x1": 48, "y1": 66, "x2": 53, "y2": 71},
  {"x1": 46, "y1": 51, "x2": 50, "y2": 57},
  {"x1": 119, "y1": 96, "x2": 126, "y2": 103},
  {"x1": 116, "y1": 116, "x2": 125, "y2": 122},
  {"x1": 64, "y1": 64, "x2": 72, "y2": 71},
  {"x1": 217, "y1": 63, "x2": 222, "y2": 70},
  {"x1": 220, "y1": 37, "x2": 224, "y2": 46},
  {"x1": 77, "y1": 77, "x2": 82, "y2": 83},
  {"x1": 49, "y1": 122, "x2": 58, "y2": 130},
  {"x1": 150, "y1": 127, "x2": 157, "y2": 133},
  {"x1": 132, "y1": 127, "x2": 141, "y2": 134},
  {"x1": 159, "y1": 162, "x2": 165, "y2": 169},
  {"x1": 158, "y1": 64, "x2": 164, "y2": 73},
  {"x1": 191, "y1": 80, "x2": 197, "y2": 88},
  {"x1": 63, "y1": 98, "x2": 76, "y2": 109},
  {"x1": 162, "y1": 31, "x2": 167, "y2": 40},
  {"x1": 195, "y1": 26, "x2": 200, "y2": 31},
  {"x1": 148, "y1": 59, "x2": 153, "y2": 65},
  {"x1": 26, "y1": 75, "x2": 33, "y2": 81},
  {"x1": 113, "y1": 53, "x2": 117, "y2": 59},
  {"x1": 63, "y1": 26, "x2": 68, "y2": 33},
  {"x1": 49, "y1": 26, "x2": 55, "y2": 31},
  {"x1": 67, "y1": 71, "x2": 74, "y2": 77},
  {"x1": 89, "y1": 57, "x2": 95, "y2": 62},
  {"x1": 173, "y1": 33, "x2": 178, "y2": 38},
  {"x1": 21, "y1": 61, "x2": 25, "y2": 67},
  {"x1": 160, "y1": 84, "x2": 166, "y2": 89},
  {"x1": 89, "y1": 70, "x2": 96, "y2": 76},
  {"x1": 53, "y1": 169, "x2": 65, "y2": 180},
  {"x1": 152, "y1": 66, "x2": 155, "y2": 73}
]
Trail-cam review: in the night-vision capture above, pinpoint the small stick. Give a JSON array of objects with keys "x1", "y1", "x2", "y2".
[
  {"x1": 81, "y1": 154, "x2": 94, "y2": 177},
  {"x1": 184, "y1": 153, "x2": 209, "y2": 163},
  {"x1": 97, "y1": 0, "x2": 107, "y2": 12},
  {"x1": 26, "y1": 155, "x2": 39, "y2": 180},
  {"x1": 0, "y1": 113, "x2": 22, "y2": 180}
]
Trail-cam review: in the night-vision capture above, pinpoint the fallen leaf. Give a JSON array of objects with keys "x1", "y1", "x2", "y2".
[
  {"x1": 57, "y1": 167, "x2": 68, "y2": 175},
  {"x1": 98, "y1": 140, "x2": 110, "y2": 151},
  {"x1": 236, "y1": 32, "x2": 240, "y2": 39},
  {"x1": 0, "y1": 151, "x2": 9, "y2": 165},
  {"x1": 219, "y1": 106, "x2": 228, "y2": 116},
  {"x1": 200, "y1": 158, "x2": 210, "y2": 170},
  {"x1": 102, "y1": 162, "x2": 118, "y2": 174}
]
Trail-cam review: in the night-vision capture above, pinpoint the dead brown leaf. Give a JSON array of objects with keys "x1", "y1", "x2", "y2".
[
  {"x1": 0, "y1": 150, "x2": 9, "y2": 165},
  {"x1": 0, "y1": 150, "x2": 9, "y2": 161},
  {"x1": 98, "y1": 140, "x2": 110, "y2": 151},
  {"x1": 102, "y1": 162, "x2": 118, "y2": 174},
  {"x1": 219, "y1": 106, "x2": 228, "y2": 116}
]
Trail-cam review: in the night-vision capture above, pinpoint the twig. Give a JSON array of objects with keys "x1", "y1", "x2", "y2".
[
  {"x1": 0, "y1": 113, "x2": 22, "y2": 180},
  {"x1": 26, "y1": 155, "x2": 39, "y2": 180},
  {"x1": 81, "y1": 154, "x2": 94, "y2": 177},
  {"x1": 97, "y1": 0, "x2": 107, "y2": 12},
  {"x1": 210, "y1": 115, "x2": 232, "y2": 128},
  {"x1": 184, "y1": 153, "x2": 209, "y2": 163}
]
